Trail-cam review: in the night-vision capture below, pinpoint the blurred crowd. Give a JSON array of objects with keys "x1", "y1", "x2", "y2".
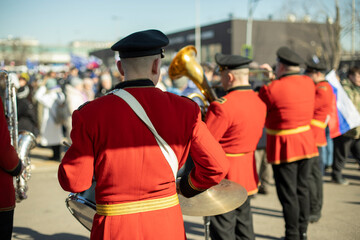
[
  {"x1": 1, "y1": 65, "x2": 124, "y2": 161},
  {"x1": 0, "y1": 60, "x2": 357, "y2": 167}
]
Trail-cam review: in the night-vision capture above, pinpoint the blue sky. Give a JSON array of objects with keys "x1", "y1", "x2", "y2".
[{"x1": 1, "y1": 0, "x2": 357, "y2": 50}]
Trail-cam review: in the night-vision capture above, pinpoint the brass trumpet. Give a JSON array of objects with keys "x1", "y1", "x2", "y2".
[{"x1": 249, "y1": 69, "x2": 273, "y2": 82}]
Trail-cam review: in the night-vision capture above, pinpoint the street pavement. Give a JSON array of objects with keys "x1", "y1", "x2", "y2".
[{"x1": 12, "y1": 147, "x2": 360, "y2": 240}]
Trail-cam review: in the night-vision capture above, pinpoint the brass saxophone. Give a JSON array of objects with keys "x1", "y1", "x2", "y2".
[{"x1": 0, "y1": 70, "x2": 36, "y2": 202}]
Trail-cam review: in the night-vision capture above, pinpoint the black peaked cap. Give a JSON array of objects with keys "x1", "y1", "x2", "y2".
[
  {"x1": 111, "y1": 29, "x2": 169, "y2": 58},
  {"x1": 276, "y1": 46, "x2": 303, "y2": 66},
  {"x1": 305, "y1": 56, "x2": 327, "y2": 72},
  {"x1": 215, "y1": 53, "x2": 252, "y2": 70}
]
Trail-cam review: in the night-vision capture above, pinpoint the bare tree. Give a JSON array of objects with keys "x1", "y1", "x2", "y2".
[
  {"x1": 277, "y1": 0, "x2": 357, "y2": 70},
  {"x1": 330, "y1": 0, "x2": 342, "y2": 70}
]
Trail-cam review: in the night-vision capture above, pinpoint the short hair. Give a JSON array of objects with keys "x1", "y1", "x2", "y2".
[
  {"x1": 121, "y1": 54, "x2": 160, "y2": 73},
  {"x1": 231, "y1": 68, "x2": 249, "y2": 79},
  {"x1": 348, "y1": 66, "x2": 360, "y2": 78}
]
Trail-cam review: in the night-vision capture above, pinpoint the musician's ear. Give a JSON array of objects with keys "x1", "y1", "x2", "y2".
[
  {"x1": 228, "y1": 72, "x2": 235, "y2": 83},
  {"x1": 152, "y1": 58, "x2": 161, "y2": 75},
  {"x1": 117, "y1": 61, "x2": 124, "y2": 76}
]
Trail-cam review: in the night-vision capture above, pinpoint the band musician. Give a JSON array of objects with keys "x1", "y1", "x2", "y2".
[
  {"x1": 305, "y1": 58, "x2": 335, "y2": 223},
  {"x1": 58, "y1": 29, "x2": 229, "y2": 240},
  {"x1": 259, "y1": 47, "x2": 318, "y2": 240},
  {"x1": 0, "y1": 96, "x2": 23, "y2": 240},
  {"x1": 205, "y1": 53, "x2": 266, "y2": 240}
]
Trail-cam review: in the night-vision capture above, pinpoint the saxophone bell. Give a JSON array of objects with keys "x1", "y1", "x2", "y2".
[
  {"x1": 0, "y1": 70, "x2": 37, "y2": 202},
  {"x1": 16, "y1": 130, "x2": 36, "y2": 201}
]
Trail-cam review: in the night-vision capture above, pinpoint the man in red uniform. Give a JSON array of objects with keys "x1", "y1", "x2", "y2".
[
  {"x1": 206, "y1": 53, "x2": 266, "y2": 240},
  {"x1": 58, "y1": 29, "x2": 229, "y2": 240},
  {"x1": 0, "y1": 96, "x2": 23, "y2": 240},
  {"x1": 259, "y1": 47, "x2": 318, "y2": 240},
  {"x1": 305, "y1": 58, "x2": 335, "y2": 223}
]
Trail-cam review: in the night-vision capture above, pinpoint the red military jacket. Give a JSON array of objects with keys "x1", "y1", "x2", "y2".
[
  {"x1": 0, "y1": 96, "x2": 22, "y2": 211},
  {"x1": 205, "y1": 86, "x2": 266, "y2": 195},
  {"x1": 259, "y1": 73, "x2": 319, "y2": 164},
  {"x1": 311, "y1": 80, "x2": 336, "y2": 146},
  {"x1": 58, "y1": 79, "x2": 229, "y2": 240}
]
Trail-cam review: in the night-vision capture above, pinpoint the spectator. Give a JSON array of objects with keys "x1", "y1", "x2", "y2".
[
  {"x1": 34, "y1": 77, "x2": 65, "y2": 161},
  {"x1": 83, "y1": 78, "x2": 95, "y2": 101},
  {"x1": 95, "y1": 72, "x2": 112, "y2": 98},
  {"x1": 17, "y1": 72, "x2": 39, "y2": 137},
  {"x1": 332, "y1": 66, "x2": 360, "y2": 184}
]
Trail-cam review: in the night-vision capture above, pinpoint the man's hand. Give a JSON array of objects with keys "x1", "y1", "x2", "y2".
[
  {"x1": 260, "y1": 63, "x2": 275, "y2": 81},
  {"x1": 176, "y1": 178, "x2": 182, "y2": 196},
  {"x1": 17, "y1": 160, "x2": 25, "y2": 177}
]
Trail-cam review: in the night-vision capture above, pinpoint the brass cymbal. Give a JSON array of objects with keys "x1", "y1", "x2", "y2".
[{"x1": 179, "y1": 179, "x2": 248, "y2": 216}]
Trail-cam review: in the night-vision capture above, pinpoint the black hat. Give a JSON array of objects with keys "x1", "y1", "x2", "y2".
[
  {"x1": 215, "y1": 53, "x2": 252, "y2": 71},
  {"x1": 276, "y1": 46, "x2": 303, "y2": 66},
  {"x1": 111, "y1": 29, "x2": 169, "y2": 58},
  {"x1": 305, "y1": 56, "x2": 327, "y2": 72}
]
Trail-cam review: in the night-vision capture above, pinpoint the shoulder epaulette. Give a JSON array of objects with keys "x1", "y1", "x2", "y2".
[
  {"x1": 77, "y1": 101, "x2": 90, "y2": 111},
  {"x1": 214, "y1": 97, "x2": 227, "y2": 104}
]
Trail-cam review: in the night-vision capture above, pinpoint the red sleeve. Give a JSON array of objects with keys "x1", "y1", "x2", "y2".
[
  {"x1": 314, "y1": 83, "x2": 334, "y2": 121},
  {"x1": 58, "y1": 110, "x2": 94, "y2": 192},
  {"x1": 0, "y1": 97, "x2": 20, "y2": 174},
  {"x1": 205, "y1": 102, "x2": 229, "y2": 141},
  {"x1": 180, "y1": 110, "x2": 229, "y2": 197},
  {"x1": 258, "y1": 85, "x2": 272, "y2": 109}
]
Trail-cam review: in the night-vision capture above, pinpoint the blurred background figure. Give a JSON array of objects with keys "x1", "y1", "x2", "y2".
[
  {"x1": 155, "y1": 67, "x2": 168, "y2": 91},
  {"x1": 255, "y1": 127, "x2": 272, "y2": 195},
  {"x1": 83, "y1": 77, "x2": 95, "y2": 101},
  {"x1": 64, "y1": 77, "x2": 87, "y2": 142},
  {"x1": 95, "y1": 71, "x2": 113, "y2": 98},
  {"x1": 16, "y1": 72, "x2": 39, "y2": 137},
  {"x1": 66, "y1": 67, "x2": 80, "y2": 84},
  {"x1": 65, "y1": 77, "x2": 87, "y2": 113},
  {"x1": 34, "y1": 77, "x2": 65, "y2": 161}
]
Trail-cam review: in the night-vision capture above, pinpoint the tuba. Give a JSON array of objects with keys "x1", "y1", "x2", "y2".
[
  {"x1": 168, "y1": 45, "x2": 217, "y2": 115},
  {"x1": 0, "y1": 70, "x2": 36, "y2": 202}
]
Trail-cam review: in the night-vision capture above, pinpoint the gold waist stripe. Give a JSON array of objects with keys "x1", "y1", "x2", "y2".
[
  {"x1": 226, "y1": 153, "x2": 246, "y2": 157},
  {"x1": 266, "y1": 125, "x2": 310, "y2": 136},
  {"x1": 96, "y1": 194, "x2": 179, "y2": 216},
  {"x1": 310, "y1": 119, "x2": 327, "y2": 129}
]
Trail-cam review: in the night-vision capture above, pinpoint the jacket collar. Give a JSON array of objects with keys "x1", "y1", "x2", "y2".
[
  {"x1": 114, "y1": 79, "x2": 155, "y2": 89},
  {"x1": 227, "y1": 85, "x2": 252, "y2": 93}
]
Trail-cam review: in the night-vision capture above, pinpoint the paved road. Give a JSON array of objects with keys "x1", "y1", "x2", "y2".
[{"x1": 12, "y1": 147, "x2": 360, "y2": 240}]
